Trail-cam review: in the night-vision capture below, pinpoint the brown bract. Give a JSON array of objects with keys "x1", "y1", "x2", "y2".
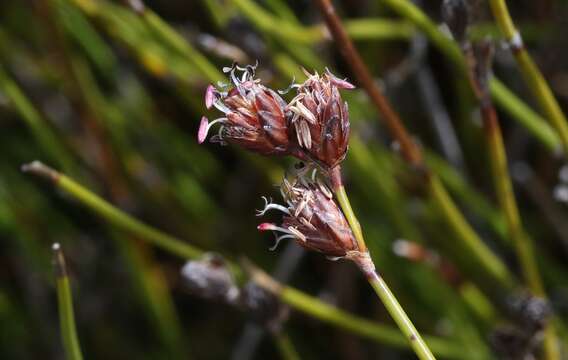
[{"x1": 288, "y1": 69, "x2": 353, "y2": 169}]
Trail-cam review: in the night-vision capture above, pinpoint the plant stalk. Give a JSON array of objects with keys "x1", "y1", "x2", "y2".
[
  {"x1": 461, "y1": 36, "x2": 559, "y2": 358},
  {"x1": 380, "y1": 0, "x2": 561, "y2": 154},
  {"x1": 488, "y1": 0, "x2": 568, "y2": 155},
  {"x1": 53, "y1": 243, "x2": 84, "y2": 360},
  {"x1": 272, "y1": 332, "x2": 300, "y2": 360},
  {"x1": 330, "y1": 167, "x2": 435, "y2": 359},
  {"x1": 314, "y1": 0, "x2": 514, "y2": 293},
  {"x1": 358, "y1": 256, "x2": 436, "y2": 360},
  {"x1": 482, "y1": 106, "x2": 559, "y2": 360},
  {"x1": 25, "y1": 161, "x2": 457, "y2": 356}
]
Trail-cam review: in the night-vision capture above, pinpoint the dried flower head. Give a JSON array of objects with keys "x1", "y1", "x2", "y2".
[
  {"x1": 257, "y1": 174, "x2": 358, "y2": 258},
  {"x1": 287, "y1": 69, "x2": 354, "y2": 169},
  {"x1": 180, "y1": 254, "x2": 240, "y2": 304},
  {"x1": 198, "y1": 63, "x2": 290, "y2": 155}
]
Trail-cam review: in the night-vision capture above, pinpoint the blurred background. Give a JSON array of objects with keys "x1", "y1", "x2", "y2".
[{"x1": 2, "y1": 0, "x2": 568, "y2": 359}]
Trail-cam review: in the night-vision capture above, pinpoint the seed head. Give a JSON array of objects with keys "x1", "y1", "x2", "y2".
[
  {"x1": 198, "y1": 63, "x2": 290, "y2": 155},
  {"x1": 257, "y1": 174, "x2": 358, "y2": 258},
  {"x1": 287, "y1": 69, "x2": 353, "y2": 169}
]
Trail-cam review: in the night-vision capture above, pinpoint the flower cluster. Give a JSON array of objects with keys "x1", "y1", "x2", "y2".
[
  {"x1": 198, "y1": 64, "x2": 354, "y2": 170},
  {"x1": 288, "y1": 70, "x2": 352, "y2": 169},
  {"x1": 199, "y1": 63, "x2": 359, "y2": 260},
  {"x1": 198, "y1": 64, "x2": 290, "y2": 156},
  {"x1": 257, "y1": 174, "x2": 359, "y2": 259}
]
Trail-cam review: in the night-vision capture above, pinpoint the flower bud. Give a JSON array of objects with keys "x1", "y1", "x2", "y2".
[
  {"x1": 257, "y1": 175, "x2": 358, "y2": 258},
  {"x1": 198, "y1": 64, "x2": 290, "y2": 155},
  {"x1": 287, "y1": 69, "x2": 353, "y2": 169}
]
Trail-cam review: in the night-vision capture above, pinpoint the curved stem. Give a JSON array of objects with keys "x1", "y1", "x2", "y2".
[{"x1": 25, "y1": 161, "x2": 457, "y2": 356}]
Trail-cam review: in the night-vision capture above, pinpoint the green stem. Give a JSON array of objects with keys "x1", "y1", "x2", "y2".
[
  {"x1": 0, "y1": 65, "x2": 75, "y2": 173},
  {"x1": 140, "y1": 10, "x2": 224, "y2": 83},
  {"x1": 483, "y1": 107, "x2": 544, "y2": 294},
  {"x1": 381, "y1": 0, "x2": 561, "y2": 154},
  {"x1": 233, "y1": 0, "x2": 413, "y2": 43},
  {"x1": 53, "y1": 243, "x2": 84, "y2": 360},
  {"x1": 426, "y1": 176, "x2": 514, "y2": 291},
  {"x1": 489, "y1": 0, "x2": 568, "y2": 155},
  {"x1": 25, "y1": 161, "x2": 457, "y2": 355},
  {"x1": 487, "y1": 103, "x2": 561, "y2": 360},
  {"x1": 334, "y1": 185, "x2": 366, "y2": 252},
  {"x1": 23, "y1": 161, "x2": 202, "y2": 260},
  {"x1": 331, "y1": 168, "x2": 435, "y2": 360},
  {"x1": 248, "y1": 263, "x2": 462, "y2": 359},
  {"x1": 366, "y1": 270, "x2": 435, "y2": 360},
  {"x1": 272, "y1": 332, "x2": 300, "y2": 360},
  {"x1": 482, "y1": 104, "x2": 558, "y2": 359}
]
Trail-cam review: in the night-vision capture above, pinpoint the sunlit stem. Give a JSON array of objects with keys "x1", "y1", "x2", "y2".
[{"x1": 330, "y1": 166, "x2": 435, "y2": 360}]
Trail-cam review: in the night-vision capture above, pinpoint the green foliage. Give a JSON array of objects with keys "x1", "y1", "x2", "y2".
[{"x1": 1, "y1": 0, "x2": 568, "y2": 358}]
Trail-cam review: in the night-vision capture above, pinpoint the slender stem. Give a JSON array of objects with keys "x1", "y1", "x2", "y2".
[
  {"x1": 233, "y1": 0, "x2": 413, "y2": 44},
  {"x1": 0, "y1": 65, "x2": 75, "y2": 173},
  {"x1": 272, "y1": 332, "x2": 300, "y2": 360},
  {"x1": 247, "y1": 262, "x2": 464, "y2": 359},
  {"x1": 426, "y1": 176, "x2": 514, "y2": 290},
  {"x1": 25, "y1": 161, "x2": 457, "y2": 354},
  {"x1": 380, "y1": 0, "x2": 561, "y2": 154},
  {"x1": 313, "y1": 0, "x2": 422, "y2": 166},
  {"x1": 52, "y1": 243, "x2": 84, "y2": 360},
  {"x1": 489, "y1": 0, "x2": 568, "y2": 155},
  {"x1": 483, "y1": 106, "x2": 544, "y2": 293},
  {"x1": 483, "y1": 107, "x2": 560, "y2": 360},
  {"x1": 462, "y1": 37, "x2": 559, "y2": 358},
  {"x1": 313, "y1": 0, "x2": 514, "y2": 291},
  {"x1": 365, "y1": 269, "x2": 435, "y2": 360},
  {"x1": 333, "y1": 174, "x2": 367, "y2": 252},
  {"x1": 139, "y1": 9, "x2": 225, "y2": 83},
  {"x1": 329, "y1": 165, "x2": 435, "y2": 359},
  {"x1": 23, "y1": 161, "x2": 202, "y2": 261}
]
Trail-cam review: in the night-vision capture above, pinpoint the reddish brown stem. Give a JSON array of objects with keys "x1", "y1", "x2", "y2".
[
  {"x1": 329, "y1": 165, "x2": 343, "y2": 191},
  {"x1": 313, "y1": 0, "x2": 422, "y2": 166}
]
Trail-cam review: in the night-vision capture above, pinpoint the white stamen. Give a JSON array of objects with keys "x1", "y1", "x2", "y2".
[
  {"x1": 256, "y1": 196, "x2": 291, "y2": 216},
  {"x1": 269, "y1": 234, "x2": 296, "y2": 251},
  {"x1": 213, "y1": 100, "x2": 232, "y2": 114},
  {"x1": 258, "y1": 223, "x2": 295, "y2": 235}
]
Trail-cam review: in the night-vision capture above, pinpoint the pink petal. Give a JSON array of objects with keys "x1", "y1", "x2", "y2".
[
  {"x1": 205, "y1": 84, "x2": 216, "y2": 109},
  {"x1": 257, "y1": 223, "x2": 275, "y2": 231},
  {"x1": 197, "y1": 116, "x2": 209, "y2": 144}
]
